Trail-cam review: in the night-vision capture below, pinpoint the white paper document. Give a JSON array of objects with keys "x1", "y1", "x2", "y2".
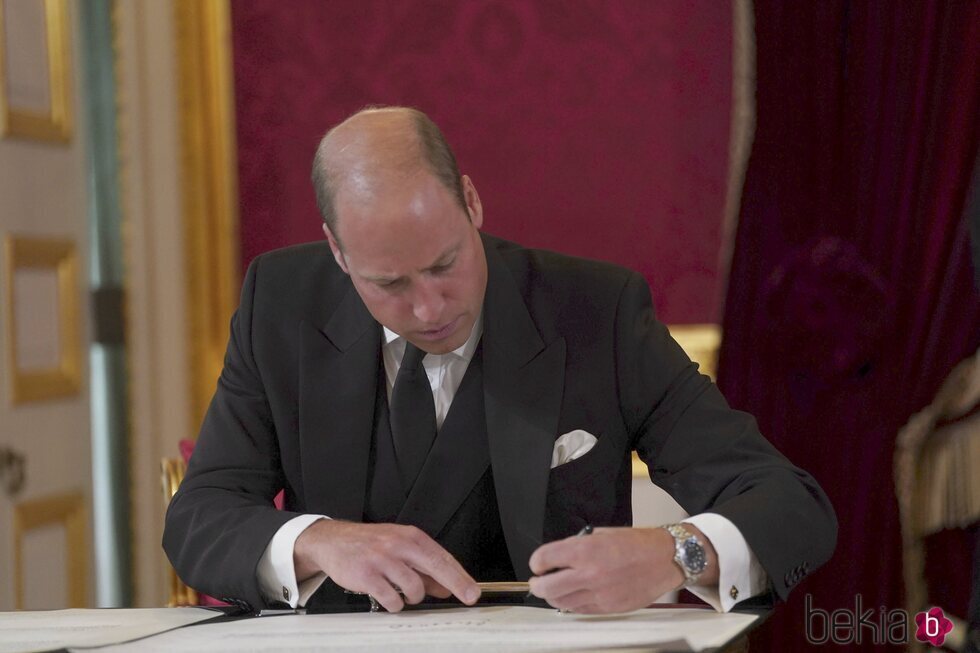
[
  {"x1": 89, "y1": 606, "x2": 758, "y2": 652},
  {"x1": 0, "y1": 607, "x2": 217, "y2": 653}
]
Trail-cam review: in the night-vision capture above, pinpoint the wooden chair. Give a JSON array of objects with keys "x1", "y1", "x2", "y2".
[
  {"x1": 161, "y1": 456, "x2": 198, "y2": 607},
  {"x1": 895, "y1": 349, "x2": 980, "y2": 652}
]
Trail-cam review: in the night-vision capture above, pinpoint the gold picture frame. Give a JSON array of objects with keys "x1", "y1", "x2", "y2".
[
  {"x1": 0, "y1": 0, "x2": 73, "y2": 142},
  {"x1": 3, "y1": 234, "x2": 81, "y2": 403},
  {"x1": 13, "y1": 492, "x2": 88, "y2": 608}
]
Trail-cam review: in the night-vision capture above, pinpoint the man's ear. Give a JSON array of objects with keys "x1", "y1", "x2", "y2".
[
  {"x1": 322, "y1": 223, "x2": 349, "y2": 274},
  {"x1": 461, "y1": 175, "x2": 483, "y2": 229}
]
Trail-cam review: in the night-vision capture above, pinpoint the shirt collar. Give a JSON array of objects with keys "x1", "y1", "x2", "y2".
[{"x1": 382, "y1": 310, "x2": 483, "y2": 362}]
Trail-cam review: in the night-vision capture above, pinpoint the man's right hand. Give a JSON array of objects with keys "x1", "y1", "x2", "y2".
[{"x1": 293, "y1": 519, "x2": 481, "y2": 612}]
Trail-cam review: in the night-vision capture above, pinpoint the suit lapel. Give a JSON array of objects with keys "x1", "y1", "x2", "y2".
[
  {"x1": 482, "y1": 241, "x2": 566, "y2": 579},
  {"x1": 299, "y1": 284, "x2": 380, "y2": 520}
]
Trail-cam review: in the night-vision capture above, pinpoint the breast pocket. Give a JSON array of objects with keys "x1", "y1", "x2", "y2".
[{"x1": 544, "y1": 432, "x2": 626, "y2": 540}]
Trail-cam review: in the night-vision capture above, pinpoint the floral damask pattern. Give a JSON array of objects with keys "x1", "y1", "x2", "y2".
[{"x1": 231, "y1": 0, "x2": 732, "y2": 324}]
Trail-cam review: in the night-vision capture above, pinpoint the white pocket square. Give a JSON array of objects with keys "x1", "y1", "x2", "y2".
[{"x1": 550, "y1": 429, "x2": 599, "y2": 469}]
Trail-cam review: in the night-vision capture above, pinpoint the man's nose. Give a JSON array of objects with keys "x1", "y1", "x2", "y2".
[{"x1": 411, "y1": 280, "x2": 446, "y2": 324}]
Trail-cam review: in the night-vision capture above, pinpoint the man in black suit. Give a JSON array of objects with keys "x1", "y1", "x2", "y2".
[{"x1": 164, "y1": 107, "x2": 836, "y2": 614}]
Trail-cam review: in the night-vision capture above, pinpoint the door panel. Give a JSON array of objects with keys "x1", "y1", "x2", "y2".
[{"x1": 0, "y1": 1, "x2": 93, "y2": 610}]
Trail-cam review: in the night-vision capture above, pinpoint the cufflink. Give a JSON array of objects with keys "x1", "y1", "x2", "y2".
[
  {"x1": 729, "y1": 585, "x2": 739, "y2": 601},
  {"x1": 282, "y1": 586, "x2": 290, "y2": 601}
]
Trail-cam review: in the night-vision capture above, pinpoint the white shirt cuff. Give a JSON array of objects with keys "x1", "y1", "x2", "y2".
[
  {"x1": 681, "y1": 513, "x2": 768, "y2": 612},
  {"x1": 256, "y1": 514, "x2": 329, "y2": 608}
]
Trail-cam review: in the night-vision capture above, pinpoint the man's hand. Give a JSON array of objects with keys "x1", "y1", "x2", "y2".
[
  {"x1": 294, "y1": 520, "x2": 481, "y2": 612},
  {"x1": 528, "y1": 526, "x2": 719, "y2": 614}
]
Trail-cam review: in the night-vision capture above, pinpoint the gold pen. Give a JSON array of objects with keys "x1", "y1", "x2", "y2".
[{"x1": 350, "y1": 581, "x2": 532, "y2": 612}]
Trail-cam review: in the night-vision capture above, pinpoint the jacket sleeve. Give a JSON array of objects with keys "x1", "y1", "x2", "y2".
[
  {"x1": 616, "y1": 271, "x2": 837, "y2": 602},
  {"x1": 163, "y1": 255, "x2": 303, "y2": 610}
]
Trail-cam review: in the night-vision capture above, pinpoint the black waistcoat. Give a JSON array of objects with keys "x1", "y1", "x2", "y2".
[
  {"x1": 364, "y1": 344, "x2": 514, "y2": 581},
  {"x1": 308, "y1": 346, "x2": 514, "y2": 610}
]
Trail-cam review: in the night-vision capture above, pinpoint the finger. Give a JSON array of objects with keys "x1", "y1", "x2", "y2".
[
  {"x1": 529, "y1": 568, "x2": 589, "y2": 601},
  {"x1": 528, "y1": 542, "x2": 561, "y2": 575},
  {"x1": 545, "y1": 587, "x2": 593, "y2": 611},
  {"x1": 399, "y1": 530, "x2": 480, "y2": 604},
  {"x1": 361, "y1": 576, "x2": 405, "y2": 613},
  {"x1": 420, "y1": 574, "x2": 452, "y2": 599},
  {"x1": 383, "y1": 561, "x2": 427, "y2": 605},
  {"x1": 565, "y1": 602, "x2": 602, "y2": 614},
  {"x1": 529, "y1": 537, "x2": 585, "y2": 575}
]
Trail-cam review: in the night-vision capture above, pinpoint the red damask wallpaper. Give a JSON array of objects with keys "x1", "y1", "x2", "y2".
[{"x1": 231, "y1": 0, "x2": 732, "y2": 323}]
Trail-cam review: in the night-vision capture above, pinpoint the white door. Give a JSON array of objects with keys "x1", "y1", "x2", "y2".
[{"x1": 0, "y1": 0, "x2": 93, "y2": 610}]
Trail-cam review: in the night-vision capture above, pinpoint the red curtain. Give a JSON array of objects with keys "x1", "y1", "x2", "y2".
[{"x1": 717, "y1": 1, "x2": 980, "y2": 650}]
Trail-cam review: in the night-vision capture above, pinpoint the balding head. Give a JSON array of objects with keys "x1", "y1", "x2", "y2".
[{"x1": 311, "y1": 107, "x2": 467, "y2": 247}]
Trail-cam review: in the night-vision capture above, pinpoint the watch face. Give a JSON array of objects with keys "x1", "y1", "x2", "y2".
[{"x1": 682, "y1": 539, "x2": 707, "y2": 573}]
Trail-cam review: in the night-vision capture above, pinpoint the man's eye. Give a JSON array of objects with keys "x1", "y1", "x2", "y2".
[{"x1": 432, "y1": 261, "x2": 454, "y2": 274}]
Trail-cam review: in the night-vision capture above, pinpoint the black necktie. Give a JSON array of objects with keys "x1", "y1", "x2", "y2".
[{"x1": 390, "y1": 342, "x2": 437, "y2": 489}]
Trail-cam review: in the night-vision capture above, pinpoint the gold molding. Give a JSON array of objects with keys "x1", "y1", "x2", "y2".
[
  {"x1": 632, "y1": 323, "x2": 723, "y2": 478},
  {"x1": 13, "y1": 492, "x2": 88, "y2": 609},
  {"x1": 175, "y1": 0, "x2": 240, "y2": 428},
  {"x1": 0, "y1": 0, "x2": 73, "y2": 142},
  {"x1": 3, "y1": 235, "x2": 82, "y2": 404}
]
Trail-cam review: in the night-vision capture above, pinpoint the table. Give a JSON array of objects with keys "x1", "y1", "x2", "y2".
[{"x1": 0, "y1": 604, "x2": 765, "y2": 652}]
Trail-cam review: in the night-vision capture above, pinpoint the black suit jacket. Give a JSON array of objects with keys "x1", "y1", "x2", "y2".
[{"x1": 164, "y1": 234, "x2": 837, "y2": 610}]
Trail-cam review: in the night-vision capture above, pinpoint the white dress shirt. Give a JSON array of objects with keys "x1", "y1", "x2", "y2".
[{"x1": 256, "y1": 315, "x2": 767, "y2": 611}]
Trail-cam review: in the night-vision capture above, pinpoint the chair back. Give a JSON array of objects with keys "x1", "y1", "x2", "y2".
[{"x1": 160, "y1": 455, "x2": 198, "y2": 607}]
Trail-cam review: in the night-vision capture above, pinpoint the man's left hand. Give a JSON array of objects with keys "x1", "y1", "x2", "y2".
[{"x1": 527, "y1": 526, "x2": 719, "y2": 614}]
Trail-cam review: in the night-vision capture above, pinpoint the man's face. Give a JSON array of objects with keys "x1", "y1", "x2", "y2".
[{"x1": 325, "y1": 172, "x2": 487, "y2": 355}]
